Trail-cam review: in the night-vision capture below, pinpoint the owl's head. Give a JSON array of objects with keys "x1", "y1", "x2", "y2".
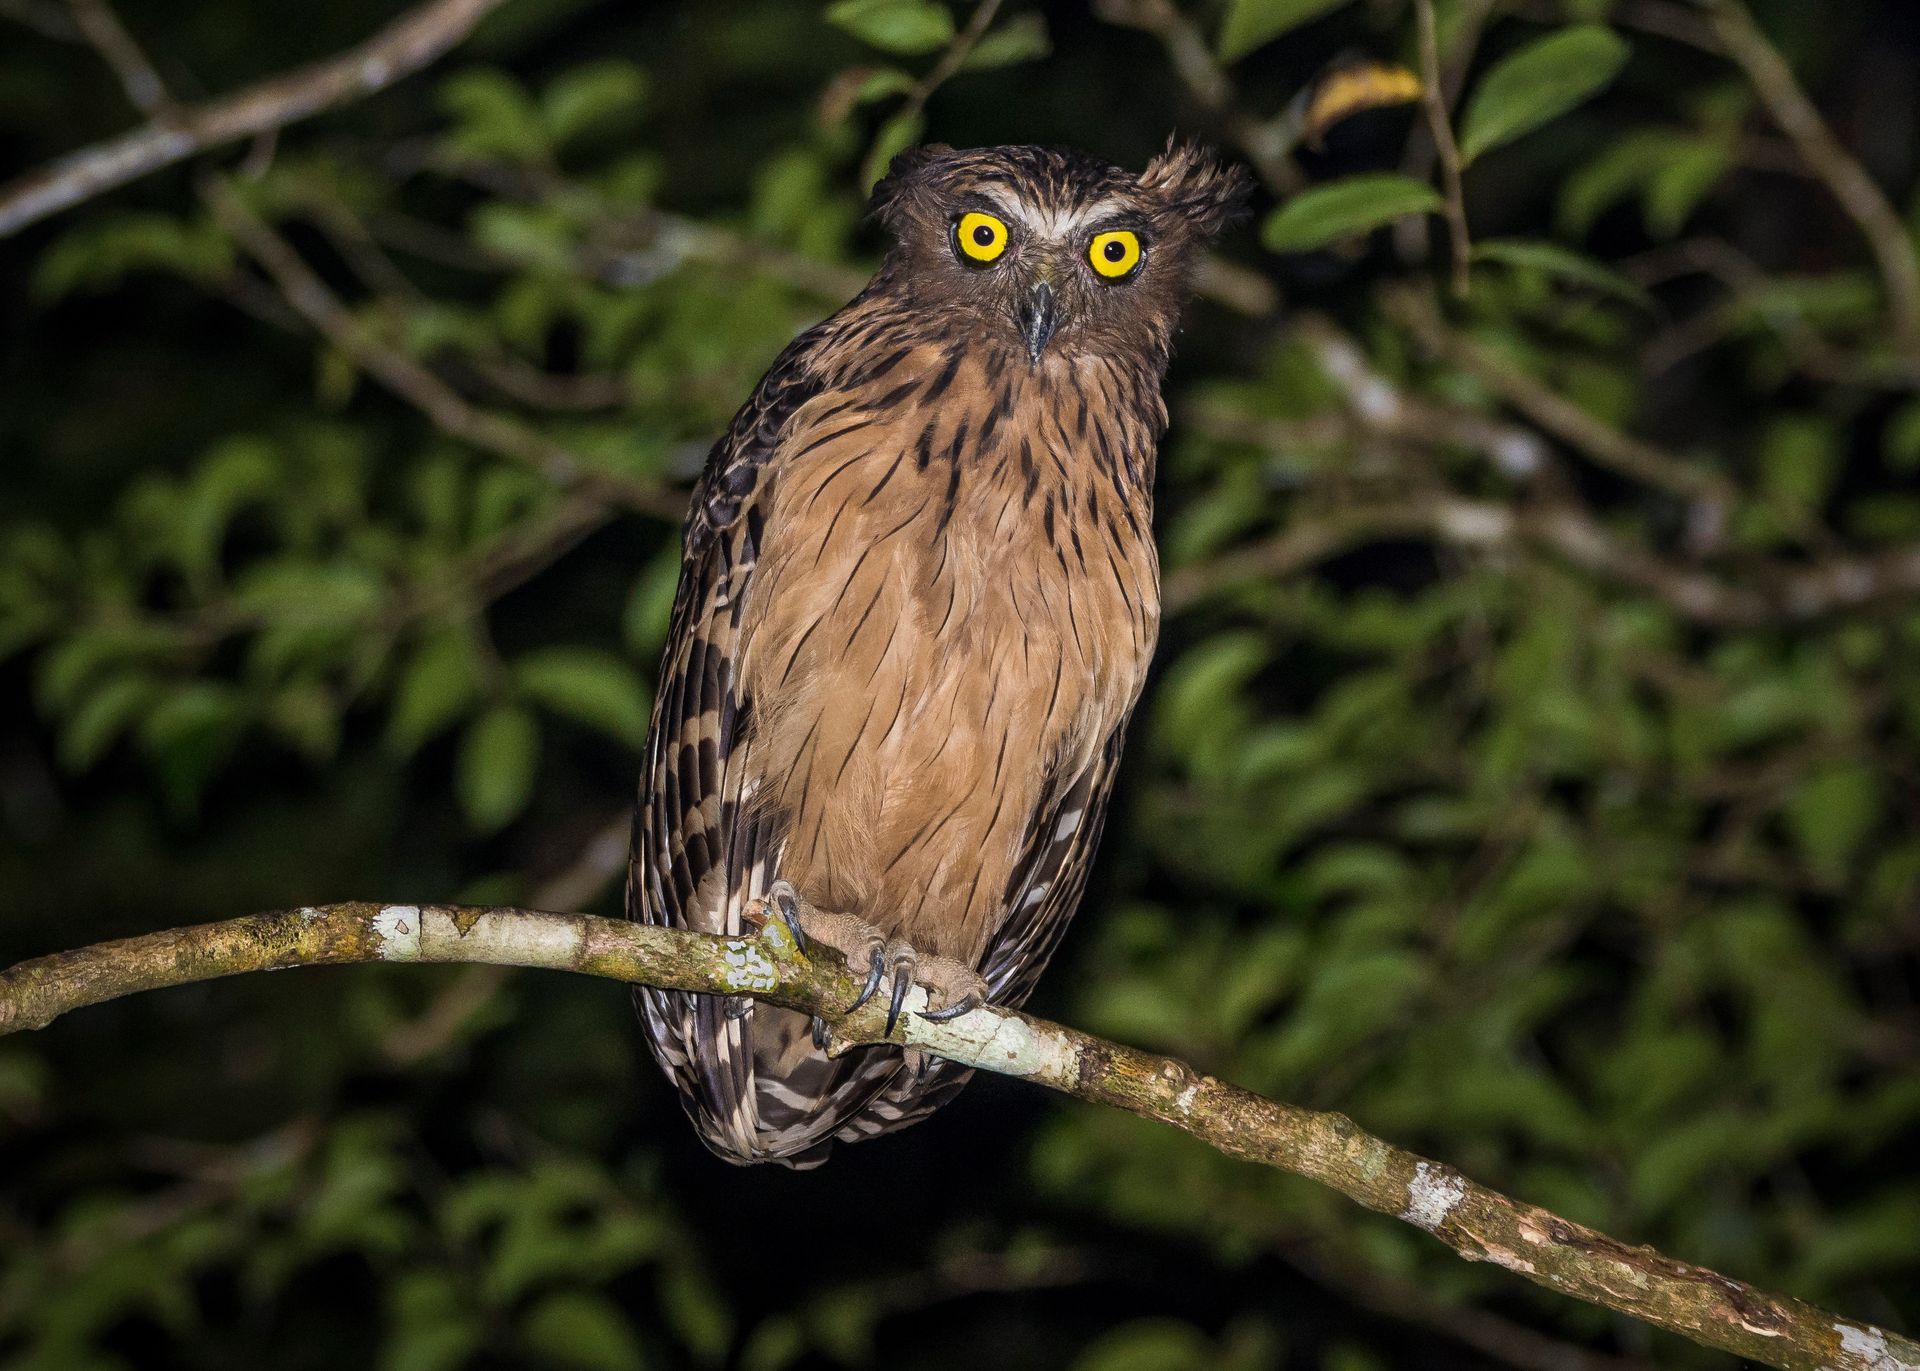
[{"x1": 870, "y1": 142, "x2": 1251, "y2": 367}]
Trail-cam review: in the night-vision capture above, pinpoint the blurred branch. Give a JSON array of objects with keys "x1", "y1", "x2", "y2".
[
  {"x1": 0, "y1": 0, "x2": 505, "y2": 239},
  {"x1": 1385, "y1": 288, "x2": 1738, "y2": 516},
  {"x1": 1702, "y1": 0, "x2": 1920, "y2": 363},
  {"x1": 1166, "y1": 484, "x2": 1920, "y2": 625},
  {"x1": 200, "y1": 177, "x2": 683, "y2": 521},
  {"x1": 2, "y1": 904, "x2": 1915, "y2": 1371},
  {"x1": 0, "y1": 0, "x2": 78, "y2": 40},
  {"x1": 1092, "y1": 0, "x2": 1303, "y2": 194},
  {"x1": 899, "y1": 0, "x2": 1005, "y2": 125},
  {"x1": 64, "y1": 0, "x2": 171, "y2": 115},
  {"x1": 1413, "y1": 0, "x2": 1471, "y2": 297},
  {"x1": 1171, "y1": 319, "x2": 1920, "y2": 625}
]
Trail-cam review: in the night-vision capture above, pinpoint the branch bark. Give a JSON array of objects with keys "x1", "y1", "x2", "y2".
[
  {"x1": 3, "y1": 904, "x2": 1915, "y2": 1371},
  {"x1": 1702, "y1": 0, "x2": 1920, "y2": 365},
  {"x1": 0, "y1": 0, "x2": 506, "y2": 239}
]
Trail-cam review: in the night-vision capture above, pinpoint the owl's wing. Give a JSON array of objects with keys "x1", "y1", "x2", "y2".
[
  {"x1": 983, "y1": 726, "x2": 1129, "y2": 1004},
  {"x1": 632, "y1": 325, "x2": 939, "y2": 1168},
  {"x1": 629, "y1": 333, "x2": 826, "y2": 1158},
  {"x1": 839, "y1": 727, "x2": 1131, "y2": 1145}
]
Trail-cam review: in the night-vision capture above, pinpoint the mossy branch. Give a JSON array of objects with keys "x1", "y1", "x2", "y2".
[{"x1": 2, "y1": 903, "x2": 1914, "y2": 1371}]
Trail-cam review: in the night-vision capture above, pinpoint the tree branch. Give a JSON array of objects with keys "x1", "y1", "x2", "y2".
[
  {"x1": 1092, "y1": 0, "x2": 1304, "y2": 194},
  {"x1": 0, "y1": 0, "x2": 506, "y2": 239},
  {"x1": 1413, "y1": 0, "x2": 1471, "y2": 297},
  {"x1": 199, "y1": 176, "x2": 683, "y2": 521},
  {"x1": 3, "y1": 904, "x2": 1915, "y2": 1371},
  {"x1": 1702, "y1": 0, "x2": 1920, "y2": 365}
]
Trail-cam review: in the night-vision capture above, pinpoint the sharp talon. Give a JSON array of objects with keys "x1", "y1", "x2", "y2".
[
  {"x1": 919, "y1": 991, "x2": 983, "y2": 1023},
  {"x1": 884, "y1": 964, "x2": 911, "y2": 1036},
  {"x1": 724, "y1": 996, "x2": 752, "y2": 1021},
  {"x1": 848, "y1": 947, "x2": 885, "y2": 1013},
  {"x1": 774, "y1": 887, "x2": 809, "y2": 956},
  {"x1": 810, "y1": 1014, "x2": 831, "y2": 1050}
]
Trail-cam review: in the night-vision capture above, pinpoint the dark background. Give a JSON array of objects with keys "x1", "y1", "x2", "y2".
[{"x1": 2, "y1": 1, "x2": 1917, "y2": 1367}]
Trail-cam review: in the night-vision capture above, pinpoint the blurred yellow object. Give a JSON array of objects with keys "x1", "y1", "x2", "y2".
[{"x1": 1300, "y1": 61, "x2": 1424, "y2": 148}]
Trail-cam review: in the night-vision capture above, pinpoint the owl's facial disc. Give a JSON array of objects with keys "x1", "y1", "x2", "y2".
[{"x1": 1018, "y1": 280, "x2": 1057, "y2": 364}]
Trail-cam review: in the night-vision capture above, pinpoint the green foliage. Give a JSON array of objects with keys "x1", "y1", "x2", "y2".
[
  {"x1": 1261, "y1": 174, "x2": 1442, "y2": 252},
  {"x1": 1457, "y1": 25, "x2": 1630, "y2": 165},
  {"x1": 1216, "y1": 0, "x2": 1352, "y2": 62},
  {"x1": 4, "y1": 0, "x2": 1919, "y2": 1368}
]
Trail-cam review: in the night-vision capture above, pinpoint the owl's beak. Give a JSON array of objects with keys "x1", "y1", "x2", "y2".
[{"x1": 1018, "y1": 280, "x2": 1058, "y2": 364}]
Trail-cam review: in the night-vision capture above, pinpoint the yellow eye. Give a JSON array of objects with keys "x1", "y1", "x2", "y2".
[
  {"x1": 954, "y1": 211, "x2": 1009, "y2": 265},
  {"x1": 1088, "y1": 229, "x2": 1143, "y2": 279}
]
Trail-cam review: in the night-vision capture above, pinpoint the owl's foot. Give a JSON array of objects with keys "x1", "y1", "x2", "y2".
[{"x1": 748, "y1": 882, "x2": 987, "y2": 1037}]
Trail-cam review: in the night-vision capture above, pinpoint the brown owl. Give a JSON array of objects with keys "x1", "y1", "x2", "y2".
[{"x1": 629, "y1": 142, "x2": 1249, "y2": 1168}]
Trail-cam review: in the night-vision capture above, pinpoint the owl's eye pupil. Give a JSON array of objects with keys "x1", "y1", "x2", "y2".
[
  {"x1": 972, "y1": 225, "x2": 996, "y2": 246},
  {"x1": 1102, "y1": 239, "x2": 1126, "y2": 262}
]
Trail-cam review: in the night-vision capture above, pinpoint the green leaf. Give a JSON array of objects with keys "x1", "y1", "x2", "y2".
[
  {"x1": 511, "y1": 647, "x2": 650, "y2": 749},
  {"x1": 265, "y1": 681, "x2": 341, "y2": 763},
  {"x1": 1458, "y1": 26, "x2": 1630, "y2": 165},
  {"x1": 138, "y1": 683, "x2": 247, "y2": 813},
  {"x1": 1759, "y1": 413, "x2": 1841, "y2": 517},
  {"x1": 1643, "y1": 136, "x2": 1731, "y2": 237},
  {"x1": 438, "y1": 69, "x2": 551, "y2": 162},
  {"x1": 861, "y1": 109, "x2": 925, "y2": 193},
  {"x1": 1072, "y1": 1317, "x2": 1213, "y2": 1371},
  {"x1": 658, "y1": 1259, "x2": 732, "y2": 1363},
  {"x1": 1261, "y1": 175, "x2": 1442, "y2": 253},
  {"x1": 1785, "y1": 764, "x2": 1881, "y2": 883},
  {"x1": 825, "y1": 0, "x2": 955, "y2": 55},
  {"x1": 59, "y1": 674, "x2": 161, "y2": 771},
  {"x1": 519, "y1": 1291, "x2": 645, "y2": 1371},
  {"x1": 33, "y1": 212, "x2": 235, "y2": 299},
  {"x1": 386, "y1": 627, "x2": 484, "y2": 756},
  {"x1": 961, "y1": 14, "x2": 1050, "y2": 69},
  {"x1": 541, "y1": 60, "x2": 648, "y2": 146},
  {"x1": 1217, "y1": 0, "x2": 1354, "y2": 62},
  {"x1": 1472, "y1": 238, "x2": 1654, "y2": 309},
  {"x1": 457, "y1": 705, "x2": 540, "y2": 833},
  {"x1": 233, "y1": 561, "x2": 384, "y2": 629},
  {"x1": 1885, "y1": 399, "x2": 1920, "y2": 474}
]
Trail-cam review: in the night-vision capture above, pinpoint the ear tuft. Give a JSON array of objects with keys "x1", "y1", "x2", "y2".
[
  {"x1": 1139, "y1": 140, "x2": 1254, "y2": 237},
  {"x1": 869, "y1": 143, "x2": 954, "y2": 227}
]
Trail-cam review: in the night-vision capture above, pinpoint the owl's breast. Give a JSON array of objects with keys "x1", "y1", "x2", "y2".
[{"x1": 734, "y1": 345, "x2": 1160, "y2": 955}]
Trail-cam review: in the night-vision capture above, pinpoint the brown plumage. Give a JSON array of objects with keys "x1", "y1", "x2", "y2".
[{"x1": 629, "y1": 142, "x2": 1249, "y2": 1167}]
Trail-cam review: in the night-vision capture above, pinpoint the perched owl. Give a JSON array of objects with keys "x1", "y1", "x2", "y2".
[{"x1": 629, "y1": 142, "x2": 1249, "y2": 1168}]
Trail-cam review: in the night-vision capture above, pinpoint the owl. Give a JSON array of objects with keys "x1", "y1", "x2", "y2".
[{"x1": 629, "y1": 142, "x2": 1249, "y2": 1168}]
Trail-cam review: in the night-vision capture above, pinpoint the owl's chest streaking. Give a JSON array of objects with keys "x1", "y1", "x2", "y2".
[{"x1": 736, "y1": 340, "x2": 1161, "y2": 961}]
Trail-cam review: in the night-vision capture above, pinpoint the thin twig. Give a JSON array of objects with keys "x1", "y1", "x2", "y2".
[
  {"x1": 899, "y1": 0, "x2": 1006, "y2": 124},
  {"x1": 1385, "y1": 287, "x2": 1737, "y2": 510},
  {"x1": 0, "y1": 0, "x2": 506, "y2": 238},
  {"x1": 1092, "y1": 0, "x2": 1302, "y2": 194},
  {"x1": 0, "y1": 903, "x2": 1913, "y2": 1371},
  {"x1": 0, "y1": 0, "x2": 78, "y2": 40},
  {"x1": 1165, "y1": 486, "x2": 1920, "y2": 625},
  {"x1": 1704, "y1": 0, "x2": 1920, "y2": 362},
  {"x1": 200, "y1": 177, "x2": 681, "y2": 521},
  {"x1": 1413, "y1": 0, "x2": 1471, "y2": 297},
  {"x1": 64, "y1": 0, "x2": 171, "y2": 114}
]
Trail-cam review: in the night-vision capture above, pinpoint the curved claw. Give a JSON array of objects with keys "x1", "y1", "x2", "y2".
[
  {"x1": 810, "y1": 1014, "x2": 831, "y2": 1050},
  {"x1": 884, "y1": 960, "x2": 912, "y2": 1037},
  {"x1": 772, "y1": 885, "x2": 809, "y2": 956},
  {"x1": 724, "y1": 995, "x2": 753, "y2": 1021},
  {"x1": 847, "y1": 945, "x2": 886, "y2": 1013},
  {"x1": 918, "y1": 990, "x2": 984, "y2": 1023}
]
